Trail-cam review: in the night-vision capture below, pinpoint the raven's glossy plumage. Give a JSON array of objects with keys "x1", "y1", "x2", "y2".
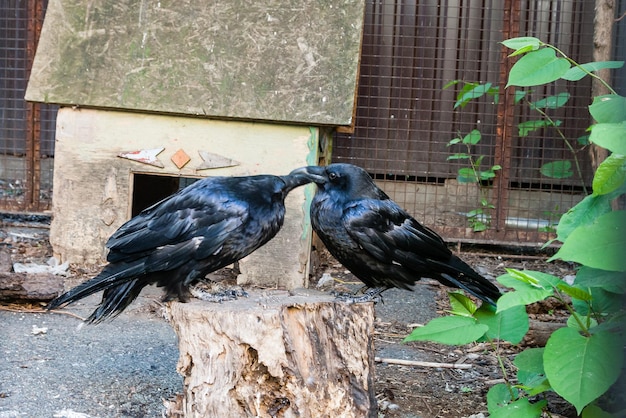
[
  {"x1": 295, "y1": 163, "x2": 501, "y2": 305},
  {"x1": 46, "y1": 171, "x2": 312, "y2": 323}
]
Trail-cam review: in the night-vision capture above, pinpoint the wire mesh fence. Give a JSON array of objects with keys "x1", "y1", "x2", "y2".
[
  {"x1": 1, "y1": 0, "x2": 56, "y2": 212},
  {"x1": 2, "y1": 0, "x2": 625, "y2": 247},
  {"x1": 334, "y1": 0, "x2": 624, "y2": 245}
]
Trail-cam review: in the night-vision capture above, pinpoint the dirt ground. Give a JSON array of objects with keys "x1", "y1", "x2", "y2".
[
  {"x1": 0, "y1": 215, "x2": 618, "y2": 418},
  {"x1": 312, "y1": 243, "x2": 580, "y2": 418}
]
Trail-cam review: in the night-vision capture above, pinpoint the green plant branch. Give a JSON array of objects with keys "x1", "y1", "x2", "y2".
[
  {"x1": 465, "y1": 144, "x2": 486, "y2": 194},
  {"x1": 526, "y1": 100, "x2": 589, "y2": 194},
  {"x1": 449, "y1": 134, "x2": 496, "y2": 231},
  {"x1": 485, "y1": 336, "x2": 517, "y2": 400},
  {"x1": 549, "y1": 288, "x2": 592, "y2": 336},
  {"x1": 438, "y1": 38, "x2": 626, "y2": 415},
  {"x1": 544, "y1": 43, "x2": 618, "y2": 95}
]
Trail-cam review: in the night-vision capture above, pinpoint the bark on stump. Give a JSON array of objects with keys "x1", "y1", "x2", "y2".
[{"x1": 166, "y1": 290, "x2": 376, "y2": 418}]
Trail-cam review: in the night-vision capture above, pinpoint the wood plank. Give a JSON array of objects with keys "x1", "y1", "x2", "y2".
[
  {"x1": 26, "y1": 0, "x2": 365, "y2": 126},
  {"x1": 0, "y1": 272, "x2": 63, "y2": 302}
]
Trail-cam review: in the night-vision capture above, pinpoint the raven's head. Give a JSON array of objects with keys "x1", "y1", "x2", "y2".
[{"x1": 289, "y1": 164, "x2": 385, "y2": 199}]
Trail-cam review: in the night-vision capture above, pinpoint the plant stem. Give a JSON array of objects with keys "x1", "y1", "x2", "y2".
[
  {"x1": 526, "y1": 101, "x2": 588, "y2": 194},
  {"x1": 547, "y1": 44, "x2": 618, "y2": 95},
  {"x1": 552, "y1": 290, "x2": 591, "y2": 336},
  {"x1": 486, "y1": 337, "x2": 516, "y2": 399}
]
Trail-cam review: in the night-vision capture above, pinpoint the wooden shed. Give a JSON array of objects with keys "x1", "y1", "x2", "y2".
[{"x1": 25, "y1": 0, "x2": 366, "y2": 290}]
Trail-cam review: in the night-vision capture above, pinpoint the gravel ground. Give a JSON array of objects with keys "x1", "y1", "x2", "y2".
[
  {"x1": 0, "y1": 290, "x2": 182, "y2": 418},
  {"x1": 0, "y1": 279, "x2": 440, "y2": 418}
]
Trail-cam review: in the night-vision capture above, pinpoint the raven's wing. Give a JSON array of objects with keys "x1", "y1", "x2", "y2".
[
  {"x1": 343, "y1": 199, "x2": 501, "y2": 304},
  {"x1": 343, "y1": 198, "x2": 452, "y2": 265},
  {"x1": 106, "y1": 181, "x2": 248, "y2": 264}
]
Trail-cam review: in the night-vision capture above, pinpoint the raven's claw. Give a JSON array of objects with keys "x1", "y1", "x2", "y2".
[
  {"x1": 190, "y1": 283, "x2": 249, "y2": 303},
  {"x1": 331, "y1": 287, "x2": 386, "y2": 304}
]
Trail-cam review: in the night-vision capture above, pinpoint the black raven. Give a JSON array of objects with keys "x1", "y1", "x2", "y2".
[
  {"x1": 294, "y1": 163, "x2": 501, "y2": 305},
  {"x1": 46, "y1": 171, "x2": 312, "y2": 323}
]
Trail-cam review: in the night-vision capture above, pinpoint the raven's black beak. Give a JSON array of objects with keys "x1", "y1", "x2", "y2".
[{"x1": 288, "y1": 166, "x2": 328, "y2": 185}]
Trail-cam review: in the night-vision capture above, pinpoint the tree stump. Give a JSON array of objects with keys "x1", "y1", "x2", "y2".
[{"x1": 166, "y1": 290, "x2": 376, "y2": 418}]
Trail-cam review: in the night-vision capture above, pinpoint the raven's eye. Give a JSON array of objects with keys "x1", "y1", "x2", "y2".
[{"x1": 328, "y1": 172, "x2": 338, "y2": 181}]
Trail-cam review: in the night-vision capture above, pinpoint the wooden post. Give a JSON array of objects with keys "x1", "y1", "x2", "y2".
[
  {"x1": 589, "y1": 0, "x2": 615, "y2": 171},
  {"x1": 166, "y1": 290, "x2": 377, "y2": 418}
]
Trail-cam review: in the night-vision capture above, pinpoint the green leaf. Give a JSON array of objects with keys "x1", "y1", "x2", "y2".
[
  {"x1": 457, "y1": 167, "x2": 479, "y2": 183},
  {"x1": 589, "y1": 122, "x2": 626, "y2": 154},
  {"x1": 575, "y1": 266, "x2": 626, "y2": 294},
  {"x1": 515, "y1": 348, "x2": 550, "y2": 396},
  {"x1": 540, "y1": 160, "x2": 573, "y2": 179},
  {"x1": 562, "y1": 61, "x2": 625, "y2": 81},
  {"x1": 448, "y1": 291, "x2": 477, "y2": 316},
  {"x1": 566, "y1": 314, "x2": 597, "y2": 332},
  {"x1": 589, "y1": 311, "x2": 626, "y2": 334},
  {"x1": 454, "y1": 83, "x2": 493, "y2": 109},
  {"x1": 588, "y1": 94, "x2": 626, "y2": 123},
  {"x1": 515, "y1": 347, "x2": 545, "y2": 374},
  {"x1": 554, "y1": 194, "x2": 612, "y2": 243},
  {"x1": 474, "y1": 304, "x2": 528, "y2": 344},
  {"x1": 501, "y1": 37, "x2": 542, "y2": 55},
  {"x1": 462, "y1": 129, "x2": 482, "y2": 145},
  {"x1": 551, "y1": 210, "x2": 626, "y2": 271},
  {"x1": 592, "y1": 153, "x2": 626, "y2": 196},
  {"x1": 519, "y1": 377, "x2": 552, "y2": 397},
  {"x1": 490, "y1": 397, "x2": 546, "y2": 418},
  {"x1": 529, "y1": 92, "x2": 570, "y2": 110},
  {"x1": 472, "y1": 223, "x2": 488, "y2": 232},
  {"x1": 582, "y1": 404, "x2": 615, "y2": 418},
  {"x1": 544, "y1": 328, "x2": 624, "y2": 414},
  {"x1": 577, "y1": 134, "x2": 590, "y2": 146},
  {"x1": 514, "y1": 90, "x2": 527, "y2": 103},
  {"x1": 496, "y1": 290, "x2": 551, "y2": 313},
  {"x1": 404, "y1": 316, "x2": 488, "y2": 345},
  {"x1": 496, "y1": 270, "x2": 561, "y2": 312},
  {"x1": 573, "y1": 287, "x2": 626, "y2": 316},
  {"x1": 479, "y1": 170, "x2": 497, "y2": 180},
  {"x1": 443, "y1": 80, "x2": 460, "y2": 90},
  {"x1": 454, "y1": 82, "x2": 480, "y2": 108},
  {"x1": 447, "y1": 153, "x2": 471, "y2": 160},
  {"x1": 518, "y1": 119, "x2": 560, "y2": 136},
  {"x1": 507, "y1": 48, "x2": 571, "y2": 87},
  {"x1": 556, "y1": 282, "x2": 592, "y2": 301},
  {"x1": 487, "y1": 383, "x2": 518, "y2": 415},
  {"x1": 500, "y1": 268, "x2": 561, "y2": 289},
  {"x1": 447, "y1": 137, "x2": 462, "y2": 146}
]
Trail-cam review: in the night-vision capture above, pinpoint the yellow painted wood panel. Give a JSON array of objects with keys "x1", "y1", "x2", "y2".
[{"x1": 50, "y1": 107, "x2": 318, "y2": 289}]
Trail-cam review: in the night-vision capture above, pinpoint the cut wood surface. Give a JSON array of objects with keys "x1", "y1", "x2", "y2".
[{"x1": 167, "y1": 290, "x2": 377, "y2": 418}]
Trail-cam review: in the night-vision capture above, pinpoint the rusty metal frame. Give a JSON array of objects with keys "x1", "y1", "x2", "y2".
[
  {"x1": 1, "y1": 0, "x2": 48, "y2": 213},
  {"x1": 24, "y1": 0, "x2": 45, "y2": 212},
  {"x1": 491, "y1": 0, "x2": 520, "y2": 242}
]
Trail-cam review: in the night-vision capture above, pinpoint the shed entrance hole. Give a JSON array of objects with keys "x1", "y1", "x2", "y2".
[{"x1": 131, "y1": 174, "x2": 199, "y2": 217}]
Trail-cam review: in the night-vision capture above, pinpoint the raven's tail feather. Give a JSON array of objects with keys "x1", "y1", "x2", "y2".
[
  {"x1": 440, "y1": 272, "x2": 501, "y2": 306},
  {"x1": 435, "y1": 256, "x2": 502, "y2": 306},
  {"x1": 85, "y1": 279, "x2": 146, "y2": 324},
  {"x1": 46, "y1": 263, "x2": 146, "y2": 322}
]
